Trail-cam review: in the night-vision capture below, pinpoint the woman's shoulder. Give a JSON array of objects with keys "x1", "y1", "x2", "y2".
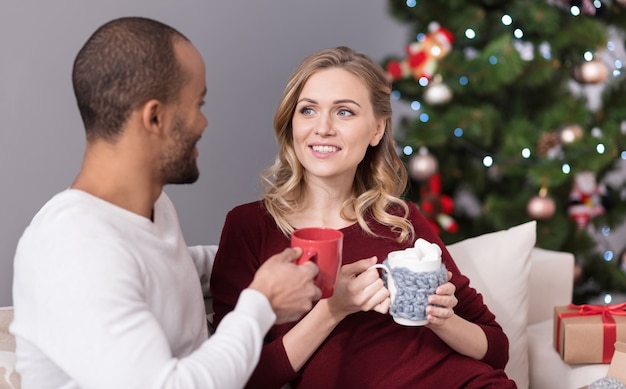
[
  {"x1": 228, "y1": 200, "x2": 266, "y2": 216},
  {"x1": 384, "y1": 199, "x2": 419, "y2": 216},
  {"x1": 225, "y1": 200, "x2": 275, "y2": 226}
]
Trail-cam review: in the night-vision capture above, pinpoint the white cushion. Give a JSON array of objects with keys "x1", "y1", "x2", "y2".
[
  {"x1": 527, "y1": 248, "x2": 574, "y2": 325},
  {"x1": 527, "y1": 320, "x2": 608, "y2": 388},
  {"x1": 447, "y1": 221, "x2": 536, "y2": 389},
  {"x1": 0, "y1": 306, "x2": 20, "y2": 388}
]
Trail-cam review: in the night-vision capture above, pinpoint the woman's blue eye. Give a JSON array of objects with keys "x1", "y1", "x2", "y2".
[
  {"x1": 300, "y1": 107, "x2": 314, "y2": 115},
  {"x1": 338, "y1": 109, "x2": 353, "y2": 117}
]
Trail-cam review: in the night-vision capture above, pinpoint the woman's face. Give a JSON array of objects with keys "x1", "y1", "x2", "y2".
[{"x1": 291, "y1": 68, "x2": 385, "y2": 184}]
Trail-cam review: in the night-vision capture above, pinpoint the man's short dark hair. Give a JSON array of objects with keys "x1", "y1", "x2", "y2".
[{"x1": 72, "y1": 17, "x2": 189, "y2": 141}]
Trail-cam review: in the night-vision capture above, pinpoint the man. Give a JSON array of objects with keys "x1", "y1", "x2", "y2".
[{"x1": 11, "y1": 16, "x2": 321, "y2": 388}]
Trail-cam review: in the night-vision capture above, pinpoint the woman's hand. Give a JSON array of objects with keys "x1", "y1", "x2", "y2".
[
  {"x1": 326, "y1": 257, "x2": 391, "y2": 320},
  {"x1": 423, "y1": 271, "x2": 488, "y2": 359},
  {"x1": 425, "y1": 271, "x2": 457, "y2": 327}
]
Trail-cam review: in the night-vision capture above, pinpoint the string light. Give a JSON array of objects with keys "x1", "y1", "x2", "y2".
[
  {"x1": 403, "y1": 145, "x2": 414, "y2": 156},
  {"x1": 596, "y1": 144, "x2": 606, "y2": 154},
  {"x1": 501, "y1": 15, "x2": 512, "y2": 26},
  {"x1": 562, "y1": 164, "x2": 571, "y2": 174}
]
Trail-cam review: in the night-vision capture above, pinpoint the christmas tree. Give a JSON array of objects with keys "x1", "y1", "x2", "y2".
[{"x1": 383, "y1": 0, "x2": 626, "y2": 303}]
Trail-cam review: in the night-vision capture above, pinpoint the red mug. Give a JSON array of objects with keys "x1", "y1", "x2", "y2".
[{"x1": 291, "y1": 227, "x2": 343, "y2": 298}]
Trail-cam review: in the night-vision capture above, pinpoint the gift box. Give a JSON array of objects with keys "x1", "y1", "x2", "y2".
[{"x1": 554, "y1": 303, "x2": 626, "y2": 364}]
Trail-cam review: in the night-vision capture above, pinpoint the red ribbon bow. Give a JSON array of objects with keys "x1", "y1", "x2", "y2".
[{"x1": 556, "y1": 302, "x2": 626, "y2": 363}]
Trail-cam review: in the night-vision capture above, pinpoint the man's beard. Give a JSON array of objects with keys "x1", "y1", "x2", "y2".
[{"x1": 161, "y1": 115, "x2": 200, "y2": 185}]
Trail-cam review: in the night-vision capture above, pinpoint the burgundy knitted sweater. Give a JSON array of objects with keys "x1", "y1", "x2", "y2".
[{"x1": 210, "y1": 201, "x2": 516, "y2": 389}]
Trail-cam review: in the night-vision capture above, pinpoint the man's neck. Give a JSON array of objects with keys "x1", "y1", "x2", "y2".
[{"x1": 71, "y1": 141, "x2": 162, "y2": 220}]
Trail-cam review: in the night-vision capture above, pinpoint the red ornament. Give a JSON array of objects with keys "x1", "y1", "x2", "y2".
[
  {"x1": 418, "y1": 173, "x2": 458, "y2": 235},
  {"x1": 386, "y1": 22, "x2": 454, "y2": 82},
  {"x1": 568, "y1": 171, "x2": 607, "y2": 229}
]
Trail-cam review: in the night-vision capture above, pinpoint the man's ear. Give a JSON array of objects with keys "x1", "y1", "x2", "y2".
[{"x1": 140, "y1": 99, "x2": 166, "y2": 135}]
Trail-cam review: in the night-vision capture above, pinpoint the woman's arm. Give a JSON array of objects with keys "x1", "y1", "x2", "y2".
[
  {"x1": 282, "y1": 257, "x2": 390, "y2": 370},
  {"x1": 407, "y1": 201, "x2": 510, "y2": 368},
  {"x1": 424, "y1": 276, "x2": 488, "y2": 360}
]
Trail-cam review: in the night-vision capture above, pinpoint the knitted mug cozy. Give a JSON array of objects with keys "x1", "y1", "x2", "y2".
[{"x1": 382, "y1": 260, "x2": 448, "y2": 322}]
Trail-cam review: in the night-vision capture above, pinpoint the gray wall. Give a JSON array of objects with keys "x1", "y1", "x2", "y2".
[{"x1": 0, "y1": 1, "x2": 411, "y2": 306}]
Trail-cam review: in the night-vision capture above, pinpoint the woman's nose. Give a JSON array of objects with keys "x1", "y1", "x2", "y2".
[{"x1": 315, "y1": 116, "x2": 334, "y2": 136}]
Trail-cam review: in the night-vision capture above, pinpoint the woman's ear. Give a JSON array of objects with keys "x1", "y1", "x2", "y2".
[{"x1": 370, "y1": 118, "x2": 386, "y2": 147}]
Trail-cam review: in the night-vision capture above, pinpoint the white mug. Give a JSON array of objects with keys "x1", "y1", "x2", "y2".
[{"x1": 370, "y1": 239, "x2": 447, "y2": 326}]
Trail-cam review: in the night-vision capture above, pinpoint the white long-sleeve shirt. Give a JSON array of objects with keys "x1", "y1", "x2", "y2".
[{"x1": 11, "y1": 189, "x2": 275, "y2": 389}]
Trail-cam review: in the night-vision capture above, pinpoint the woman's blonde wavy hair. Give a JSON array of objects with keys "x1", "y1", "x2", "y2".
[{"x1": 262, "y1": 46, "x2": 414, "y2": 243}]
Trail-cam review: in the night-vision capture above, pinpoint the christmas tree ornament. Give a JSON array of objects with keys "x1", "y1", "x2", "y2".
[
  {"x1": 409, "y1": 147, "x2": 438, "y2": 181},
  {"x1": 423, "y1": 75, "x2": 452, "y2": 105},
  {"x1": 559, "y1": 124, "x2": 584, "y2": 143},
  {"x1": 386, "y1": 22, "x2": 454, "y2": 81},
  {"x1": 537, "y1": 131, "x2": 562, "y2": 158},
  {"x1": 526, "y1": 187, "x2": 556, "y2": 220},
  {"x1": 591, "y1": 126, "x2": 603, "y2": 138},
  {"x1": 574, "y1": 262, "x2": 583, "y2": 284},
  {"x1": 513, "y1": 40, "x2": 534, "y2": 61},
  {"x1": 568, "y1": 171, "x2": 608, "y2": 229},
  {"x1": 418, "y1": 173, "x2": 458, "y2": 234},
  {"x1": 572, "y1": 59, "x2": 609, "y2": 84}
]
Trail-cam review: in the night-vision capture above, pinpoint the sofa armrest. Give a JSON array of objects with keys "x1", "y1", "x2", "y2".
[{"x1": 528, "y1": 248, "x2": 575, "y2": 325}]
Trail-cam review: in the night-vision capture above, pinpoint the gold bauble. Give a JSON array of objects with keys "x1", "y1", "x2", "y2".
[
  {"x1": 526, "y1": 194, "x2": 556, "y2": 220},
  {"x1": 409, "y1": 147, "x2": 438, "y2": 181},
  {"x1": 573, "y1": 60, "x2": 609, "y2": 84}
]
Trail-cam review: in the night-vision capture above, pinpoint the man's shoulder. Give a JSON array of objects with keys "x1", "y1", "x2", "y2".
[{"x1": 29, "y1": 190, "x2": 107, "y2": 227}]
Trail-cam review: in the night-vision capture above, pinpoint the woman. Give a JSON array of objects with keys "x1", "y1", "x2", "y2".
[{"x1": 210, "y1": 46, "x2": 516, "y2": 389}]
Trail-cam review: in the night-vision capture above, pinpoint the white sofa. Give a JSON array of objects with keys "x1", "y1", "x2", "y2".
[
  {"x1": 0, "y1": 223, "x2": 611, "y2": 388},
  {"x1": 525, "y1": 248, "x2": 609, "y2": 388}
]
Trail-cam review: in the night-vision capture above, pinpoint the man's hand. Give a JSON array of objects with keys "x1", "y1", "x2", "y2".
[{"x1": 249, "y1": 247, "x2": 321, "y2": 324}]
